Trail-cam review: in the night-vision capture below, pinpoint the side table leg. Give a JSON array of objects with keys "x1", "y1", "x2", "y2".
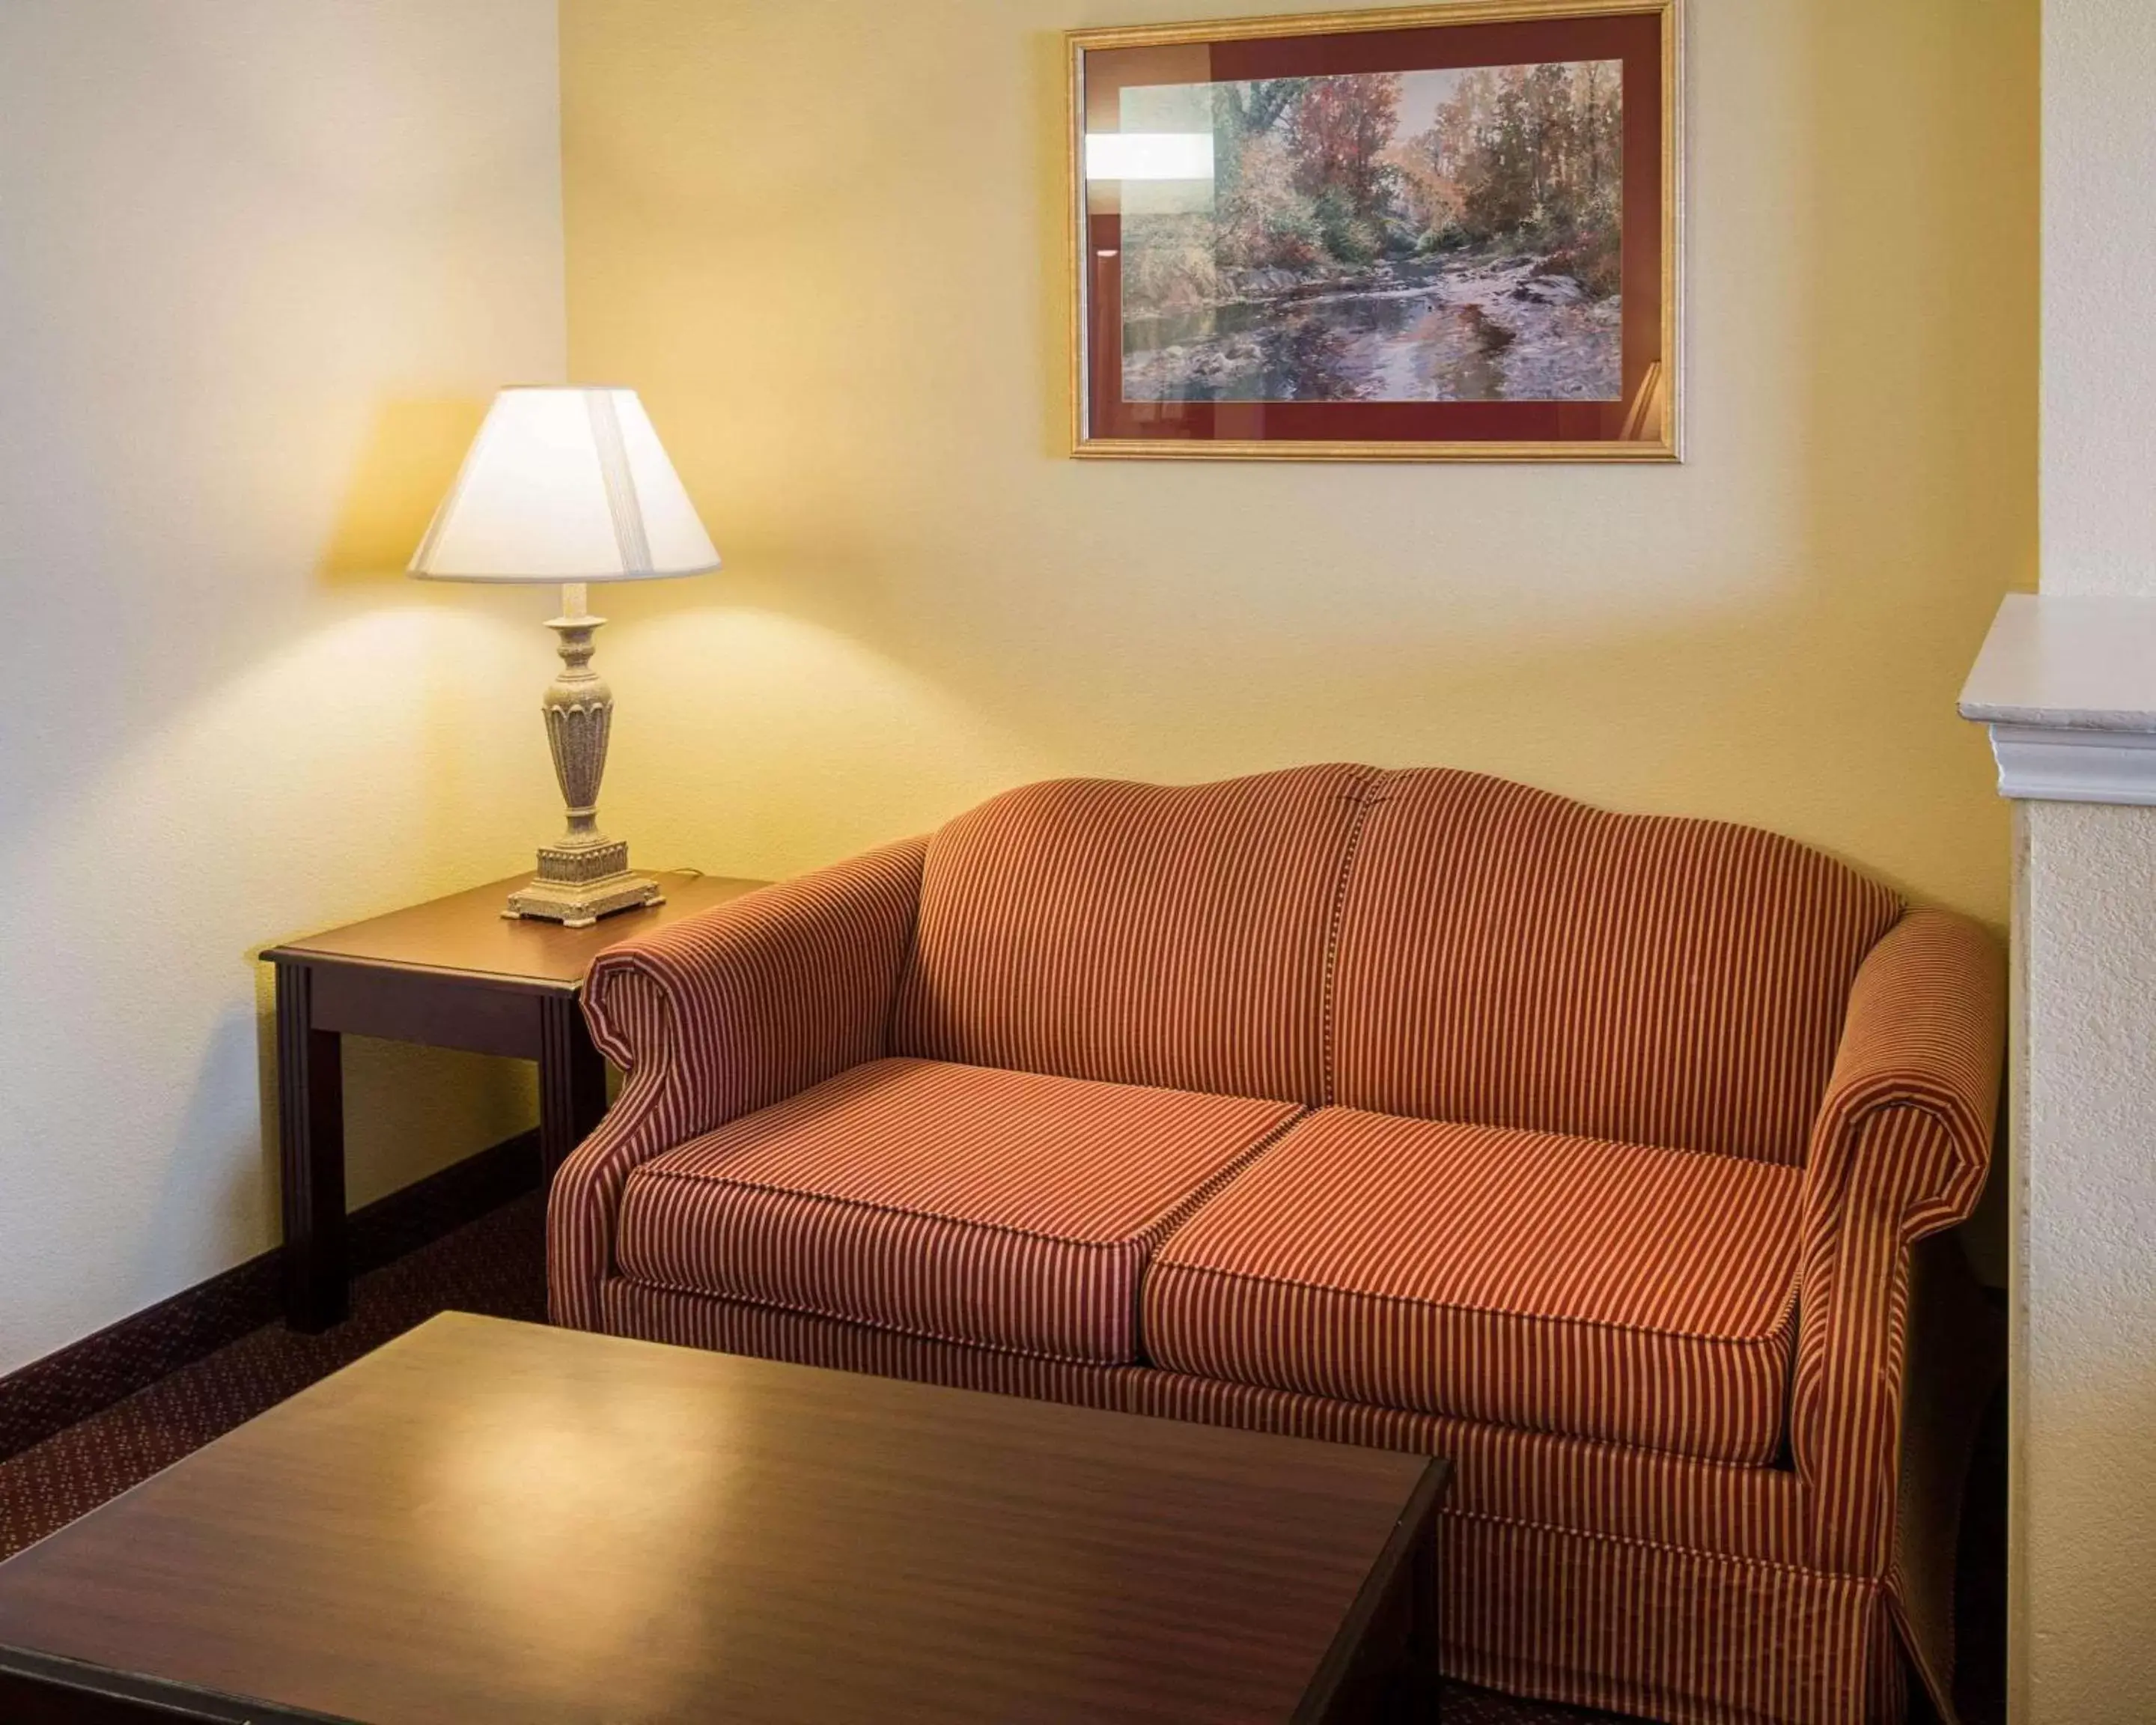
[
  {"x1": 275, "y1": 961, "x2": 347, "y2": 1332},
  {"x1": 538, "y1": 994, "x2": 608, "y2": 1182}
]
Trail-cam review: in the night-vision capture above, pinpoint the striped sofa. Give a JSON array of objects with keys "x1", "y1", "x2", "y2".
[{"x1": 548, "y1": 765, "x2": 2003, "y2": 1725}]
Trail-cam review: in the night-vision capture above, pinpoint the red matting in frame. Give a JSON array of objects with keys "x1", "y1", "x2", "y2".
[{"x1": 1081, "y1": 11, "x2": 1666, "y2": 449}]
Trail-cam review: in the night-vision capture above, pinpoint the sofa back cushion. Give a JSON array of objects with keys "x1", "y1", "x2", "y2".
[
  {"x1": 1330, "y1": 770, "x2": 1903, "y2": 1164},
  {"x1": 892, "y1": 765, "x2": 1377, "y2": 1104}
]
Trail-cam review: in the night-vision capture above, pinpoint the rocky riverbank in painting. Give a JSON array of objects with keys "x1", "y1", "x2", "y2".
[{"x1": 1121, "y1": 250, "x2": 1621, "y2": 404}]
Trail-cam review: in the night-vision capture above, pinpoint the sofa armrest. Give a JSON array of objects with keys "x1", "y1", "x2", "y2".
[
  {"x1": 1803, "y1": 910, "x2": 2004, "y2": 1239},
  {"x1": 546, "y1": 835, "x2": 927, "y2": 1329},
  {"x1": 1790, "y1": 908, "x2": 2004, "y2": 1568}
]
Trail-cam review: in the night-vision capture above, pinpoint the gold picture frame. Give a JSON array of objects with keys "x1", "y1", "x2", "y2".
[{"x1": 1067, "y1": 0, "x2": 1684, "y2": 461}]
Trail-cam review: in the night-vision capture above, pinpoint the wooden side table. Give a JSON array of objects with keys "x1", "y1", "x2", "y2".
[{"x1": 261, "y1": 872, "x2": 764, "y2": 1332}]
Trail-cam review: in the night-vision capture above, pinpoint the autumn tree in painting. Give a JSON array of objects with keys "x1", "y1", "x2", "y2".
[
  {"x1": 1288, "y1": 75, "x2": 1401, "y2": 212},
  {"x1": 1211, "y1": 77, "x2": 1308, "y2": 197},
  {"x1": 1285, "y1": 74, "x2": 1402, "y2": 263},
  {"x1": 1404, "y1": 60, "x2": 1623, "y2": 293}
]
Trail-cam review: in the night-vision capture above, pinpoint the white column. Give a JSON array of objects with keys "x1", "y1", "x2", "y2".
[{"x1": 1994, "y1": 3, "x2": 2156, "y2": 1716}]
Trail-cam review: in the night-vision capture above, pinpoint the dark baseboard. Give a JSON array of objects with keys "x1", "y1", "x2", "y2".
[{"x1": 0, "y1": 1130, "x2": 543, "y2": 1465}]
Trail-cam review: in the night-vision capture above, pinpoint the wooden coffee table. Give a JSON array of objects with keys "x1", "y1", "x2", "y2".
[{"x1": 0, "y1": 1315, "x2": 1450, "y2": 1724}]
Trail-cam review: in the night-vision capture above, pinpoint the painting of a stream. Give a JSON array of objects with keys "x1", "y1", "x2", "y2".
[{"x1": 1117, "y1": 62, "x2": 1624, "y2": 404}]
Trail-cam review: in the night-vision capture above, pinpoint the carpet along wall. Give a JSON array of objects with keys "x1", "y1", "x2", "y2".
[
  {"x1": 0, "y1": 1, "x2": 567, "y2": 1375},
  {"x1": 558, "y1": 0, "x2": 2037, "y2": 938}
]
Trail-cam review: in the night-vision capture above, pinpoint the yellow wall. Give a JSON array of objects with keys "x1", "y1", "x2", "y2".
[
  {"x1": 560, "y1": 0, "x2": 2037, "y2": 931},
  {"x1": 0, "y1": 0, "x2": 565, "y2": 1373}
]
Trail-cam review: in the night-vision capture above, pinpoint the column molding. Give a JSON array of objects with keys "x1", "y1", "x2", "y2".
[{"x1": 1961, "y1": 593, "x2": 2156, "y2": 805}]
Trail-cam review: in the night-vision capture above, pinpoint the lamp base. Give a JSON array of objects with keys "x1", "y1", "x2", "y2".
[{"x1": 503, "y1": 839, "x2": 664, "y2": 928}]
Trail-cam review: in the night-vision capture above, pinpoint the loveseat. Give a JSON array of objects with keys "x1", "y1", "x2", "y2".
[{"x1": 548, "y1": 765, "x2": 2003, "y2": 1725}]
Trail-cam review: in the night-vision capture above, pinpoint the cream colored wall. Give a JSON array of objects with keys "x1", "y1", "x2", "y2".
[
  {"x1": 0, "y1": 1, "x2": 566, "y2": 1374},
  {"x1": 558, "y1": 0, "x2": 2036, "y2": 938},
  {"x1": 2018, "y1": 1, "x2": 2156, "y2": 1715}
]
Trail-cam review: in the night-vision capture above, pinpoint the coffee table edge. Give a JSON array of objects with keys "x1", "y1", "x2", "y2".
[
  {"x1": 1288, "y1": 1452, "x2": 1453, "y2": 1725},
  {"x1": 0, "y1": 1640, "x2": 360, "y2": 1724}
]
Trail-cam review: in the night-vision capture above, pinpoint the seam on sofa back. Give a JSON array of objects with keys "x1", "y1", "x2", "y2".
[
  {"x1": 874, "y1": 836, "x2": 933, "y2": 1061},
  {"x1": 1318, "y1": 776, "x2": 1389, "y2": 1109}
]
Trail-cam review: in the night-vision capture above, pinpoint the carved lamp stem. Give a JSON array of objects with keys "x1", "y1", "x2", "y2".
[
  {"x1": 544, "y1": 582, "x2": 610, "y2": 848},
  {"x1": 502, "y1": 582, "x2": 663, "y2": 927}
]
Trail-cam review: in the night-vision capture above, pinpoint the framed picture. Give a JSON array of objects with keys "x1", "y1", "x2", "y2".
[{"x1": 1068, "y1": 0, "x2": 1681, "y2": 461}]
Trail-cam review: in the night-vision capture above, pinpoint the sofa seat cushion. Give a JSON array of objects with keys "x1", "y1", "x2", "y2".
[
  {"x1": 615, "y1": 1057, "x2": 1300, "y2": 1364},
  {"x1": 1143, "y1": 1108, "x2": 1803, "y2": 1464}
]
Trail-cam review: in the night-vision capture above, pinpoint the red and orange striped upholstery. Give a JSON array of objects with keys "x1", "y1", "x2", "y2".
[
  {"x1": 549, "y1": 765, "x2": 2006, "y2": 1725},
  {"x1": 1333, "y1": 770, "x2": 1904, "y2": 1163},
  {"x1": 892, "y1": 765, "x2": 1376, "y2": 1102},
  {"x1": 549, "y1": 837, "x2": 925, "y2": 1331},
  {"x1": 1793, "y1": 911, "x2": 2007, "y2": 1581},
  {"x1": 613, "y1": 1056, "x2": 1298, "y2": 1362},
  {"x1": 1145, "y1": 1107, "x2": 1803, "y2": 1463}
]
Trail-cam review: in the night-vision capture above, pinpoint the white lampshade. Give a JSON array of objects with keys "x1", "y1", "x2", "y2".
[{"x1": 409, "y1": 386, "x2": 721, "y2": 583}]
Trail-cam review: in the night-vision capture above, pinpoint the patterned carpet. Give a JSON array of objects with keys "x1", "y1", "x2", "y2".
[
  {"x1": 0, "y1": 1193, "x2": 2001, "y2": 1725},
  {"x1": 0, "y1": 1195, "x2": 546, "y2": 1563}
]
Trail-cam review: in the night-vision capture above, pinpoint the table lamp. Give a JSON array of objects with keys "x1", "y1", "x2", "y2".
[{"x1": 409, "y1": 386, "x2": 720, "y2": 925}]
